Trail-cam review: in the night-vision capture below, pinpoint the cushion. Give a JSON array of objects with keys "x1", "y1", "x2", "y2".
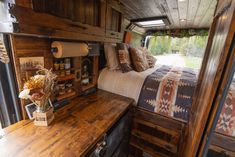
[
  {"x1": 116, "y1": 43, "x2": 133, "y2": 73},
  {"x1": 104, "y1": 43, "x2": 120, "y2": 70},
  {"x1": 140, "y1": 47, "x2": 157, "y2": 68},
  {"x1": 130, "y1": 47, "x2": 149, "y2": 72}
]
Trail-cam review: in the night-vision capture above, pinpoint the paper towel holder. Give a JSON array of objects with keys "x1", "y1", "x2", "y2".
[{"x1": 51, "y1": 47, "x2": 58, "y2": 53}]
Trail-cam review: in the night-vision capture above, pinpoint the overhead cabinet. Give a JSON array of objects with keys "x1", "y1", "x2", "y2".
[
  {"x1": 0, "y1": 0, "x2": 124, "y2": 42},
  {"x1": 105, "y1": 0, "x2": 124, "y2": 40}
]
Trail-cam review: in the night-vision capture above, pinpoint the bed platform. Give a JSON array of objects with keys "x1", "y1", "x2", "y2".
[
  {"x1": 129, "y1": 107, "x2": 186, "y2": 157},
  {"x1": 209, "y1": 132, "x2": 235, "y2": 157}
]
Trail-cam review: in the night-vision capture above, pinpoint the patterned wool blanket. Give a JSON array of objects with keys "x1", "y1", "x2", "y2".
[
  {"x1": 138, "y1": 65, "x2": 197, "y2": 122},
  {"x1": 216, "y1": 80, "x2": 235, "y2": 137}
]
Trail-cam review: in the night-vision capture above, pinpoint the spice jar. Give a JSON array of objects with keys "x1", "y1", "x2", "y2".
[
  {"x1": 58, "y1": 84, "x2": 65, "y2": 95},
  {"x1": 54, "y1": 62, "x2": 59, "y2": 71},
  {"x1": 60, "y1": 61, "x2": 65, "y2": 70}
]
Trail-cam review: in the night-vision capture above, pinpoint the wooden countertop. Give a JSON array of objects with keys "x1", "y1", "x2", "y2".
[{"x1": 0, "y1": 90, "x2": 134, "y2": 157}]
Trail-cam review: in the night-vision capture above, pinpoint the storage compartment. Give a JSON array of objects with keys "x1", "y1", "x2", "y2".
[{"x1": 87, "y1": 110, "x2": 131, "y2": 157}]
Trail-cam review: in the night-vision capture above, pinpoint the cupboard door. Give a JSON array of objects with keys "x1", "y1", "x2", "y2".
[
  {"x1": 106, "y1": 0, "x2": 124, "y2": 40},
  {"x1": 32, "y1": 0, "x2": 101, "y2": 27}
]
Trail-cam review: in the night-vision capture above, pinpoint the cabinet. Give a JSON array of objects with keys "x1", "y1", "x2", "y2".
[
  {"x1": 87, "y1": 110, "x2": 131, "y2": 157},
  {"x1": 105, "y1": 0, "x2": 124, "y2": 40}
]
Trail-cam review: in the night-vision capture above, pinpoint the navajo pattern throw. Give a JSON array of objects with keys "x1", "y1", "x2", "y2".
[
  {"x1": 138, "y1": 65, "x2": 197, "y2": 122},
  {"x1": 216, "y1": 80, "x2": 235, "y2": 137}
]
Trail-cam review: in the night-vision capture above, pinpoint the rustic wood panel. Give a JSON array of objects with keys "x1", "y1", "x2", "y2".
[
  {"x1": 211, "y1": 133, "x2": 235, "y2": 152},
  {"x1": 0, "y1": 90, "x2": 133, "y2": 157},
  {"x1": 8, "y1": 5, "x2": 122, "y2": 42},
  {"x1": 185, "y1": 0, "x2": 235, "y2": 156},
  {"x1": 10, "y1": 35, "x2": 53, "y2": 119},
  {"x1": 130, "y1": 107, "x2": 186, "y2": 157},
  {"x1": 119, "y1": 0, "x2": 217, "y2": 29},
  {"x1": 209, "y1": 145, "x2": 235, "y2": 157}
]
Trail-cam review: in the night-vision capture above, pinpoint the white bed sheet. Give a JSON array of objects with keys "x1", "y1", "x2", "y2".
[{"x1": 98, "y1": 65, "x2": 160, "y2": 103}]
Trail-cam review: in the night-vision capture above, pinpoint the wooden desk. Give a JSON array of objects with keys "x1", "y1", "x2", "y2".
[{"x1": 0, "y1": 90, "x2": 134, "y2": 157}]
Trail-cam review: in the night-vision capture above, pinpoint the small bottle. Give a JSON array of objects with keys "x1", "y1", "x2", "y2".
[{"x1": 64, "y1": 58, "x2": 71, "y2": 70}]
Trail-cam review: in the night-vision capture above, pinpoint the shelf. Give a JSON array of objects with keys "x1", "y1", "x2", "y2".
[
  {"x1": 82, "y1": 83, "x2": 95, "y2": 91},
  {"x1": 53, "y1": 67, "x2": 80, "y2": 73},
  {"x1": 56, "y1": 90, "x2": 76, "y2": 101},
  {"x1": 57, "y1": 74, "x2": 75, "y2": 81}
]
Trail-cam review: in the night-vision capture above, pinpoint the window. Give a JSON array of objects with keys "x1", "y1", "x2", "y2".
[{"x1": 147, "y1": 35, "x2": 208, "y2": 70}]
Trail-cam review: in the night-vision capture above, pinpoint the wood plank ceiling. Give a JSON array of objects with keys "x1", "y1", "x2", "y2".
[{"x1": 119, "y1": 0, "x2": 218, "y2": 30}]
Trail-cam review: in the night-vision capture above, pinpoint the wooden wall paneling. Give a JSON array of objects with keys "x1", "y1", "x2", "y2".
[
  {"x1": 100, "y1": 0, "x2": 106, "y2": 29},
  {"x1": 198, "y1": 0, "x2": 218, "y2": 28},
  {"x1": 73, "y1": 0, "x2": 86, "y2": 23},
  {"x1": 193, "y1": 0, "x2": 217, "y2": 27},
  {"x1": 9, "y1": 35, "x2": 53, "y2": 119},
  {"x1": 178, "y1": 0, "x2": 188, "y2": 27},
  {"x1": 165, "y1": 0, "x2": 180, "y2": 28},
  {"x1": 187, "y1": 0, "x2": 200, "y2": 28},
  {"x1": 15, "y1": 0, "x2": 32, "y2": 8},
  {"x1": 184, "y1": 0, "x2": 235, "y2": 156}
]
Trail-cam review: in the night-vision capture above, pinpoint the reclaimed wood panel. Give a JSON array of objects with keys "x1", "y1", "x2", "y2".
[
  {"x1": 0, "y1": 90, "x2": 134, "y2": 157},
  {"x1": 211, "y1": 133, "x2": 235, "y2": 152},
  {"x1": 10, "y1": 35, "x2": 53, "y2": 119},
  {"x1": 120, "y1": 0, "x2": 217, "y2": 29},
  {"x1": 130, "y1": 107, "x2": 186, "y2": 157},
  {"x1": 185, "y1": 0, "x2": 235, "y2": 156}
]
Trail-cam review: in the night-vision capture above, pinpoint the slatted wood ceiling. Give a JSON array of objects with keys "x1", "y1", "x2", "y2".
[{"x1": 120, "y1": 0, "x2": 218, "y2": 30}]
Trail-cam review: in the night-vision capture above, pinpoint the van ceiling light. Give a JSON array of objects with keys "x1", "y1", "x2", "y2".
[
  {"x1": 137, "y1": 20, "x2": 165, "y2": 27},
  {"x1": 178, "y1": 0, "x2": 186, "y2": 2},
  {"x1": 131, "y1": 16, "x2": 170, "y2": 28}
]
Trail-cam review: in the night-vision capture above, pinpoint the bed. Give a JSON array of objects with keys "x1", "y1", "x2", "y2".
[
  {"x1": 98, "y1": 64, "x2": 198, "y2": 157},
  {"x1": 98, "y1": 64, "x2": 198, "y2": 122},
  {"x1": 209, "y1": 80, "x2": 235, "y2": 156}
]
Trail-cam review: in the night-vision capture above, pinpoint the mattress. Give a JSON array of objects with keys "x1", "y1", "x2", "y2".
[
  {"x1": 98, "y1": 65, "x2": 198, "y2": 122},
  {"x1": 98, "y1": 66, "x2": 160, "y2": 103}
]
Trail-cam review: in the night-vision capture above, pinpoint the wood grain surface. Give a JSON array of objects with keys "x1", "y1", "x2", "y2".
[{"x1": 0, "y1": 90, "x2": 134, "y2": 157}]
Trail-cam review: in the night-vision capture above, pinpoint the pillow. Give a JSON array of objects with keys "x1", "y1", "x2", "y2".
[
  {"x1": 116, "y1": 43, "x2": 133, "y2": 73},
  {"x1": 141, "y1": 47, "x2": 157, "y2": 68},
  {"x1": 130, "y1": 47, "x2": 149, "y2": 72},
  {"x1": 104, "y1": 43, "x2": 120, "y2": 70}
]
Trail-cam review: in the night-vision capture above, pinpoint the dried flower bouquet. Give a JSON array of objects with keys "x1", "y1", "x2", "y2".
[{"x1": 19, "y1": 66, "x2": 57, "y2": 112}]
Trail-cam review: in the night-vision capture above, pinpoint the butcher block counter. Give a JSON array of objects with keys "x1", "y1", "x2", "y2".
[{"x1": 0, "y1": 90, "x2": 134, "y2": 157}]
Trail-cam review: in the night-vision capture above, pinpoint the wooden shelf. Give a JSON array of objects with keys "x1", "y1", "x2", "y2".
[
  {"x1": 53, "y1": 67, "x2": 80, "y2": 73},
  {"x1": 82, "y1": 83, "x2": 95, "y2": 91},
  {"x1": 57, "y1": 74, "x2": 75, "y2": 81},
  {"x1": 56, "y1": 90, "x2": 76, "y2": 101}
]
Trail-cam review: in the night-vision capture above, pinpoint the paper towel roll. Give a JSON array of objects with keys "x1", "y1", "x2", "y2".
[{"x1": 51, "y1": 41, "x2": 89, "y2": 58}]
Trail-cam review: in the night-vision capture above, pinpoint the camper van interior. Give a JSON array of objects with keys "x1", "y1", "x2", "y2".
[{"x1": 0, "y1": 0, "x2": 234, "y2": 157}]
